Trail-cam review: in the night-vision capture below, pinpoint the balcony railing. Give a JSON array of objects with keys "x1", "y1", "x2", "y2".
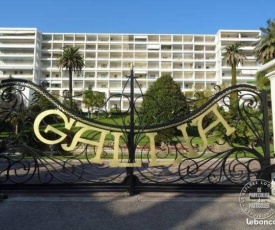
[{"x1": 0, "y1": 44, "x2": 34, "y2": 48}]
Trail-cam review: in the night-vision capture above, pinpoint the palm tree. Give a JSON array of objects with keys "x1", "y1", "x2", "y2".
[
  {"x1": 255, "y1": 19, "x2": 275, "y2": 63},
  {"x1": 255, "y1": 70, "x2": 270, "y2": 93},
  {"x1": 223, "y1": 42, "x2": 246, "y2": 106},
  {"x1": 223, "y1": 42, "x2": 246, "y2": 86},
  {"x1": 83, "y1": 86, "x2": 95, "y2": 118},
  {"x1": 254, "y1": 19, "x2": 275, "y2": 95},
  {"x1": 93, "y1": 92, "x2": 105, "y2": 119},
  {"x1": 57, "y1": 47, "x2": 84, "y2": 109}
]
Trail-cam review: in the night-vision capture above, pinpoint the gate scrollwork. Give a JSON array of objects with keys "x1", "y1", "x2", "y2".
[{"x1": 0, "y1": 77, "x2": 271, "y2": 192}]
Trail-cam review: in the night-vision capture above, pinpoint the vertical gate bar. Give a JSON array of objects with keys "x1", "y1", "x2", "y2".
[
  {"x1": 261, "y1": 90, "x2": 271, "y2": 179},
  {"x1": 126, "y1": 63, "x2": 136, "y2": 196}
]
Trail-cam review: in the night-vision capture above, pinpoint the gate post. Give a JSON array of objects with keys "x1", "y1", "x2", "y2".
[
  {"x1": 261, "y1": 90, "x2": 271, "y2": 176},
  {"x1": 258, "y1": 60, "x2": 275, "y2": 188},
  {"x1": 126, "y1": 63, "x2": 137, "y2": 196},
  {"x1": 258, "y1": 59, "x2": 275, "y2": 149}
]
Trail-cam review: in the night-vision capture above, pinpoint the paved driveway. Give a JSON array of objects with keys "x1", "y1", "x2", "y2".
[{"x1": 1, "y1": 192, "x2": 275, "y2": 230}]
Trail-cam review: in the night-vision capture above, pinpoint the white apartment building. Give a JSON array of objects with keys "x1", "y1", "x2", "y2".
[{"x1": 0, "y1": 28, "x2": 260, "y2": 111}]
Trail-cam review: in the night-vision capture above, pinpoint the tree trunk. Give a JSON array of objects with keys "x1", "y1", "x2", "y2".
[
  {"x1": 230, "y1": 64, "x2": 238, "y2": 112},
  {"x1": 97, "y1": 111, "x2": 100, "y2": 119},
  {"x1": 69, "y1": 67, "x2": 73, "y2": 109},
  {"x1": 87, "y1": 105, "x2": 90, "y2": 118},
  {"x1": 15, "y1": 123, "x2": 18, "y2": 135},
  {"x1": 231, "y1": 64, "x2": 237, "y2": 86},
  {"x1": 91, "y1": 107, "x2": 94, "y2": 118}
]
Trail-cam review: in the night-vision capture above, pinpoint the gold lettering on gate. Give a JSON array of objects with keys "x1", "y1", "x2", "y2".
[
  {"x1": 34, "y1": 106, "x2": 236, "y2": 167},
  {"x1": 34, "y1": 110, "x2": 75, "y2": 145},
  {"x1": 177, "y1": 104, "x2": 235, "y2": 155},
  {"x1": 146, "y1": 133, "x2": 175, "y2": 166},
  {"x1": 192, "y1": 104, "x2": 235, "y2": 151},
  {"x1": 177, "y1": 123, "x2": 198, "y2": 157},
  {"x1": 109, "y1": 132, "x2": 141, "y2": 167},
  {"x1": 34, "y1": 109, "x2": 109, "y2": 164}
]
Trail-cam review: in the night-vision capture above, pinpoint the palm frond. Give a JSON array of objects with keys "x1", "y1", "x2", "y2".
[
  {"x1": 223, "y1": 42, "x2": 246, "y2": 66},
  {"x1": 57, "y1": 47, "x2": 84, "y2": 71},
  {"x1": 255, "y1": 19, "x2": 275, "y2": 62}
]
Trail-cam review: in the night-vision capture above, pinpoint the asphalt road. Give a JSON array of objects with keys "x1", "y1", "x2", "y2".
[{"x1": 1, "y1": 192, "x2": 275, "y2": 230}]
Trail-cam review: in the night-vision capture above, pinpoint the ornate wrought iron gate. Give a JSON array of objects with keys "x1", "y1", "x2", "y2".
[{"x1": 0, "y1": 71, "x2": 272, "y2": 195}]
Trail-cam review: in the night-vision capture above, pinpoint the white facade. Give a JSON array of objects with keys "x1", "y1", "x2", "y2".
[{"x1": 0, "y1": 28, "x2": 260, "y2": 111}]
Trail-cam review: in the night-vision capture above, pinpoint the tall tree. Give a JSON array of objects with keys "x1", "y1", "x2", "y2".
[
  {"x1": 254, "y1": 19, "x2": 275, "y2": 94},
  {"x1": 93, "y1": 92, "x2": 106, "y2": 119},
  {"x1": 57, "y1": 47, "x2": 84, "y2": 109},
  {"x1": 223, "y1": 42, "x2": 246, "y2": 105},
  {"x1": 140, "y1": 74, "x2": 189, "y2": 125},
  {"x1": 223, "y1": 42, "x2": 246, "y2": 86},
  {"x1": 255, "y1": 19, "x2": 275, "y2": 63},
  {"x1": 255, "y1": 70, "x2": 270, "y2": 93},
  {"x1": 83, "y1": 86, "x2": 95, "y2": 118},
  {"x1": 83, "y1": 88, "x2": 105, "y2": 119},
  {"x1": 139, "y1": 74, "x2": 189, "y2": 143}
]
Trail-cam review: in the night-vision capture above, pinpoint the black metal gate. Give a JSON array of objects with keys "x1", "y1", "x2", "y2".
[{"x1": 0, "y1": 71, "x2": 272, "y2": 195}]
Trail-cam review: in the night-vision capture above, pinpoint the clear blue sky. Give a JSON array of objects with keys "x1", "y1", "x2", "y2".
[{"x1": 1, "y1": 0, "x2": 274, "y2": 34}]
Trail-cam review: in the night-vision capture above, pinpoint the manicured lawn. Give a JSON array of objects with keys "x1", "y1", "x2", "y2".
[{"x1": 1, "y1": 114, "x2": 274, "y2": 159}]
